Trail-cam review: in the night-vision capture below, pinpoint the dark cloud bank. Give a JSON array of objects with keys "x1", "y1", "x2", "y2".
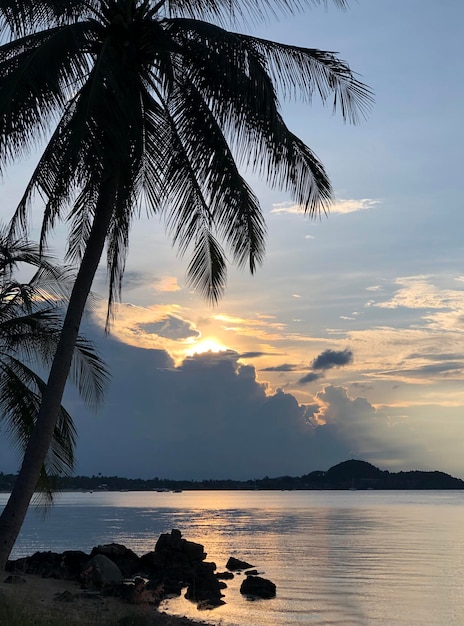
[{"x1": 0, "y1": 334, "x2": 411, "y2": 481}]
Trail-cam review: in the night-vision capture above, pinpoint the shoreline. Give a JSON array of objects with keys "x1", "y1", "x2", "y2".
[{"x1": 0, "y1": 572, "x2": 214, "y2": 625}]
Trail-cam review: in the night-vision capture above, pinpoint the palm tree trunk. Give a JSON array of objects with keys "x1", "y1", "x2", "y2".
[{"x1": 0, "y1": 174, "x2": 119, "y2": 571}]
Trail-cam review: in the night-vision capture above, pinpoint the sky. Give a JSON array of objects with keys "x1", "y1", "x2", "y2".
[{"x1": 1, "y1": 0, "x2": 464, "y2": 481}]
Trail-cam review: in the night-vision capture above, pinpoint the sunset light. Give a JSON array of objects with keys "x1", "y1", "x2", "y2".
[{"x1": 185, "y1": 338, "x2": 228, "y2": 356}]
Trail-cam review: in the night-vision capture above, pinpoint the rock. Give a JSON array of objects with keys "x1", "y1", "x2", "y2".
[
  {"x1": 120, "y1": 576, "x2": 159, "y2": 605},
  {"x1": 240, "y1": 575, "x2": 276, "y2": 599},
  {"x1": 184, "y1": 561, "x2": 224, "y2": 606},
  {"x1": 54, "y1": 590, "x2": 75, "y2": 602},
  {"x1": 197, "y1": 598, "x2": 226, "y2": 610},
  {"x1": 7, "y1": 551, "x2": 62, "y2": 578},
  {"x1": 216, "y1": 571, "x2": 234, "y2": 580},
  {"x1": 155, "y1": 529, "x2": 207, "y2": 564},
  {"x1": 61, "y1": 551, "x2": 91, "y2": 580},
  {"x1": 245, "y1": 569, "x2": 259, "y2": 576},
  {"x1": 81, "y1": 554, "x2": 123, "y2": 589},
  {"x1": 139, "y1": 528, "x2": 216, "y2": 599},
  {"x1": 226, "y1": 556, "x2": 254, "y2": 571},
  {"x1": 90, "y1": 543, "x2": 140, "y2": 577},
  {"x1": 3, "y1": 574, "x2": 26, "y2": 584},
  {"x1": 6, "y1": 550, "x2": 90, "y2": 581},
  {"x1": 143, "y1": 535, "x2": 224, "y2": 609}
]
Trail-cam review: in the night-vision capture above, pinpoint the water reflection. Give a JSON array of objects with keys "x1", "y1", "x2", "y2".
[{"x1": 1, "y1": 490, "x2": 463, "y2": 625}]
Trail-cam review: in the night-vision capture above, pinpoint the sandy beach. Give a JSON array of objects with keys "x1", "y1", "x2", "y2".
[{"x1": 0, "y1": 572, "x2": 213, "y2": 625}]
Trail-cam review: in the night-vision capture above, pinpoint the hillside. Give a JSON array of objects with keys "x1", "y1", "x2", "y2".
[{"x1": 1, "y1": 459, "x2": 463, "y2": 491}]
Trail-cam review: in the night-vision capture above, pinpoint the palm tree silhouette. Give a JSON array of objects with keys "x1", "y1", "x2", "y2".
[
  {"x1": 0, "y1": 226, "x2": 108, "y2": 505},
  {"x1": 0, "y1": 0, "x2": 372, "y2": 567}
]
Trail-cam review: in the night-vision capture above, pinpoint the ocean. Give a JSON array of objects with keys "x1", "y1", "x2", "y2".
[{"x1": 1, "y1": 489, "x2": 463, "y2": 625}]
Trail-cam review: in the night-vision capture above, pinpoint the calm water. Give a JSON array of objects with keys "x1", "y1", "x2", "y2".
[{"x1": 1, "y1": 490, "x2": 463, "y2": 625}]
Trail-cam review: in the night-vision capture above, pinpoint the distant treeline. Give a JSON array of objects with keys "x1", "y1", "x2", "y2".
[{"x1": 1, "y1": 459, "x2": 463, "y2": 492}]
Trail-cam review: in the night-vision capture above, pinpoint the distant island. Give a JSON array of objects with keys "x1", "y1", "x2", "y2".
[{"x1": 1, "y1": 459, "x2": 463, "y2": 492}]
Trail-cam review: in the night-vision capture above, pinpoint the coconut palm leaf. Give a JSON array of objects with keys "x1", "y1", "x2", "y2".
[{"x1": 0, "y1": 230, "x2": 109, "y2": 502}]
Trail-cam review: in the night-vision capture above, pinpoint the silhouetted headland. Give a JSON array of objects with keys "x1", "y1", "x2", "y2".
[{"x1": 2, "y1": 459, "x2": 462, "y2": 491}]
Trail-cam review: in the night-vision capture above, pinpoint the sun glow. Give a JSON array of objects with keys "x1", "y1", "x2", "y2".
[{"x1": 186, "y1": 338, "x2": 228, "y2": 356}]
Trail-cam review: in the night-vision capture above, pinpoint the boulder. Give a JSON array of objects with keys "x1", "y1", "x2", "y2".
[
  {"x1": 240, "y1": 575, "x2": 276, "y2": 599},
  {"x1": 6, "y1": 551, "x2": 65, "y2": 579},
  {"x1": 184, "y1": 561, "x2": 224, "y2": 606},
  {"x1": 226, "y1": 556, "x2": 254, "y2": 571},
  {"x1": 90, "y1": 543, "x2": 140, "y2": 577},
  {"x1": 81, "y1": 554, "x2": 123, "y2": 589},
  {"x1": 6, "y1": 549, "x2": 90, "y2": 581},
  {"x1": 61, "y1": 551, "x2": 91, "y2": 580},
  {"x1": 155, "y1": 529, "x2": 207, "y2": 564},
  {"x1": 139, "y1": 529, "x2": 217, "y2": 600}
]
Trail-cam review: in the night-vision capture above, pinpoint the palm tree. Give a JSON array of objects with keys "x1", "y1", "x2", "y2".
[
  {"x1": 0, "y1": 226, "x2": 108, "y2": 505},
  {"x1": 0, "y1": 0, "x2": 372, "y2": 568}
]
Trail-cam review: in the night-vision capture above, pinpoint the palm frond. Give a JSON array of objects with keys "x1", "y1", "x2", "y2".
[
  {"x1": 0, "y1": 228, "x2": 109, "y2": 487},
  {"x1": 163, "y1": 0, "x2": 348, "y2": 26},
  {"x1": 0, "y1": 0, "x2": 86, "y2": 36},
  {"x1": 163, "y1": 79, "x2": 267, "y2": 272},
  {"x1": 238, "y1": 34, "x2": 374, "y2": 123},
  {"x1": 185, "y1": 229, "x2": 227, "y2": 302},
  {"x1": 0, "y1": 21, "x2": 94, "y2": 173},
  {"x1": 168, "y1": 18, "x2": 334, "y2": 213},
  {"x1": 0, "y1": 357, "x2": 76, "y2": 479}
]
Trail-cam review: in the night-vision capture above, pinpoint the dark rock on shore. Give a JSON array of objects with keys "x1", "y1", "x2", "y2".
[
  {"x1": 6, "y1": 549, "x2": 90, "y2": 581},
  {"x1": 240, "y1": 575, "x2": 276, "y2": 599},
  {"x1": 81, "y1": 554, "x2": 123, "y2": 589},
  {"x1": 139, "y1": 528, "x2": 222, "y2": 603},
  {"x1": 184, "y1": 561, "x2": 225, "y2": 606},
  {"x1": 6, "y1": 529, "x2": 276, "y2": 611},
  {"x1": 90, "y1": 543, "x2": 140, "y2": 577},
  {"x1": 226, "y1": 556, "x2": 254, "y2": 571}
]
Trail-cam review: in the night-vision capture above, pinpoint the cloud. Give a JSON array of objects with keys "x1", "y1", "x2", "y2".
[
  {"x1": 260, "y1": 348, "x2": 354, "y2": 383},
  {"x1": 59, "y1": 337, "x2": 401, "y2": 477},
  {"x1": 114, "y1": 272, "x2": 181, "y2": 295},
  {"x1": 117, "y1": 270, "x2": 151, "y2": 290},
  {"x1": 138, "y1": 315, "x2": 200, "y2": 341},
  {"x1": 261, "y1": 363, "x2": 298, "y2": 372},
  {"x1": 299, "y1": 372, "x2": 322, "y2": 384},
  {"x1": 213, "y1": 313, "x2": 287, "y2": 341},
  {"x1": 380, "y1": 361, "x2": 464, "y2": 380},
  {"x1": 0, "y1": 331, "x2": 453, "y2": 480},
  {"x1": 90, "y1": 302, "x2": 203, "y2": 356},
  {"x1": 154, "y1": 276, "x2": 181, "y2": 293},
  {"x1": 271, "y1": 198, "x2": 380, "y2": 215},
  {"x1": 311, "y1": 348, "x2": 354, "y2": 370},
  {"x1": 293, "y1": 348, "x2": 354, "y2": 385},
  {"x1": 373, "y1": 276, "x2": 464, "y2": 311},
  {"x1": 330, "y1": 198, "x2": 380, "y2": 214},
  {"x1": 239, "y1": 351, "x2": 281, "y2": 359}
]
